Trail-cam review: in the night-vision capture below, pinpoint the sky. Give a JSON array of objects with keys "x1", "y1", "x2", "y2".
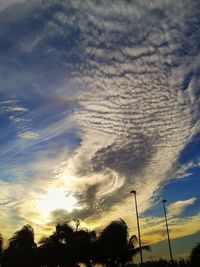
[{"x1": 0, "y1": 0, "x2": 200, "y2": 261}]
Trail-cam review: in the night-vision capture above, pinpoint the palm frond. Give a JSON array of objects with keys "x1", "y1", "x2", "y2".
[{"x1": 130, "y1": 245, "x2": 151, "y2": 256}]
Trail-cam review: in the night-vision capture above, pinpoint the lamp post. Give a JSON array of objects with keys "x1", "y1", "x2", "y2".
[
  {"x1": 162, "y1": 200, "x2": 173, "y2": 263},
  {"x1": 130, "y1": 190, "x2": 143, "y2": 265}
]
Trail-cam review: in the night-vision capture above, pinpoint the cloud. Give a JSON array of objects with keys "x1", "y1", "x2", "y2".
[
  {"x1": 168, "y1": 198, "x2": 196, "y2": 216},
  {"x1": 0, "y1": 0, "x2": 25, "y2": 11},
  {"x1": 0, "y1": 146, "x2": 74, "y2": 244},
  {"x1": 60, "y1": 0, "x2": 200, "y2": 218},
  {"x1": 18, "y1": 130, "x2": 39, "y2": 140},
  {"x1": 0, "y1": 100, "x2": 28, "y2": 114},
  {"x1": 140, "y1": 211, "x2": 200, "y2": 245},
  {"x1": 167, "y1": 159, "x2": 200, "y2": 180}
]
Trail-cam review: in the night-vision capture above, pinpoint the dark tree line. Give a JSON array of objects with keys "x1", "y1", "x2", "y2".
[
  {"x1": 0, "y1": 220, "x2": 199, "y2": 267},
  {"x1": 0, "y1": 219, "x2": 150, "y2": 267}
]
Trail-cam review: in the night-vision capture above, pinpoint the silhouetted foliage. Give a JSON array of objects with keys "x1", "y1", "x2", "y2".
[
  {"x1": 73, "y1": 229, "x2": 97, "y2": 266},
  {"x1": 93, "y1": 219, "x2": 150, "y2": 267},
  {"x1": 0, "y1": 233, "x2": 3, "y2": 267},
  {"x1": 1, "y1": 225, "x2": 36, "y2": 267},
  {"x1": 190, "y1": 242, "x2": 200, "y2": 267},
  {"x1": 1, "y1": 219, "x2": 198, "y2": 267},
  {"x1": 37, "y1": 222, "x2": 96, "y2": 267},
  {"x1": 0, "y1": 234, "x2": 3, "y2": 255},
  {"x1": 37, "y1": 232, "x2": 61, "y2": 267}
]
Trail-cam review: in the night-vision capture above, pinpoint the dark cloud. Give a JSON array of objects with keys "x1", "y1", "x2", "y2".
[{"x1": 91, "y1": 134, "x2": 155, "y2": 176}]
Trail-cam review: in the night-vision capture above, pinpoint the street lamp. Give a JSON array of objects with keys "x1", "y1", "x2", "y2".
[
  {"x1": 162, "y1": 200, "x2": 173, "y2": 263},
  {"x1": 130, "y1": 190, "x2": 143, "y2": 265}
]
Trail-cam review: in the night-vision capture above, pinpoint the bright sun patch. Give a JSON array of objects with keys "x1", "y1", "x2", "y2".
[{"x1": 37, "y1": 188, "x2": 77, "y2": 218}]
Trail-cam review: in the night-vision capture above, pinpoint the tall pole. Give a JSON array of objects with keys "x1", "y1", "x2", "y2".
[
  {"x1": 162, "y1": 200, "x2": 173, "y2": 263},
  {"x1": 130, "y1": 190, "x2": 143, "y2": 265}
]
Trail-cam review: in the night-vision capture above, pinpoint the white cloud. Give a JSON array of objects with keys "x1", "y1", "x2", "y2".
[
  {"x1": 168, "y1": 160, "x2": 200, "y2": 180},
  {"x1": 168, "y1": 198, "x2": 196, "y2": 216},
  {"x1": 18, "y1": 131, "x2": 39, "y2": 140}
]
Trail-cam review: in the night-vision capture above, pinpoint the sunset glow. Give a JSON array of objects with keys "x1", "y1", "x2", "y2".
[{"x1": 37, "y1": 188, "x2": 77, "y2": 218}]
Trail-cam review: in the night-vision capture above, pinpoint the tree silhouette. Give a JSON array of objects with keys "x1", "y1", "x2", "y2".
[
  {"x1": 73, "y1": 229, "x2": 97, "y2": 267},
  {"x1": 190, "y1": 242, "x2": 200, "y2": 267},
  {"x1": 38, "y1": 222, "x2": 79, "y2": 267},
  {"x1": 96, "y1": 219, "x2": 128, "y2": 266},
  {"x1": 0, "y1": 220, "x2": 151, "y2": 267},
  {"x1": 38, "y1": 222, "x2": 96, "y2": 267},
  {"x1": 0, "y1": 234, "x2": 3, "y2": 255},
  {"x1": 1, "y1": 225, "x2": 37, "y2": 267},
  {"x1": 128, "y1": 234, "x2": 150, "y2": 258},
  {"x1": 93, "y1": 219, "x2": 150, "y2": 267},
  {"x1": 0, "y1": 234, "x2": 3, "y2": 266},
  {"x1": 55, "y1": 223, "x2": 76, "y2": 267},
  {"x1": 38, "y1": 232, "x2": 62, "y2": 267},
  {"x1": 37, "y1": 224, "x2": 71, "y2": 267}
]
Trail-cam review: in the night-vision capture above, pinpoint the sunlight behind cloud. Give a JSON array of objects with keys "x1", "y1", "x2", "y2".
[{"x1": 36, "y1": 188, "x2": 77, "y2": 218}]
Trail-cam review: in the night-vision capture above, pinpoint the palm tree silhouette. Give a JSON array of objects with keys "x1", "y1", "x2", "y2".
[
  {"x1": 0, "y1": 234, "x2": 3, "y2": 255},
  {"x1": 73, "y1": 229, "x2": 97, "y2": 267},
  {"x1": 38, "y1": 231, "x2": 66, "y2": 267},
  {"x1": 190, "y1": 242, "x2": 200, "y2": 267},
  {"x1": 0, "y1": 234, "x2": 3, "y2": 266},
  {"x1": 93, "y1": 219, "x2": 150, "y2": 267},
  {"x1": 38, "y1": 222, "x2": 77, "y2": 267},
  {"x1": 56, "y1": 223, "x2": 75, "y2": 267},
  {"x1": 1, "y1": 225, "x2": 37, "y2": 267},
  {"x1": 128, "y1": 234, "x2": 150, "y2": 258},
  {"x1": 38, "y1": 222, "x2": 96, "y2": 267},
  {"x1": 0, "y1": 220, "x2": 150, "y2": 267}
]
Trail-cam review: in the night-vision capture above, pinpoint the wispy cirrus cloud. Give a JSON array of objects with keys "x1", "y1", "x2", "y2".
[{"x1": 18, "y1": 130, "x2": 39, "y2": 140}]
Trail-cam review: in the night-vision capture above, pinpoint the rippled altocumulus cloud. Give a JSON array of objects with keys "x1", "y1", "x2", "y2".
[
  {"x1": 0, "y1": 0, "x2": 200, "y2": 236},
  {"x1": 60, "y1": 0, "x2": 200, "y2": 220}
]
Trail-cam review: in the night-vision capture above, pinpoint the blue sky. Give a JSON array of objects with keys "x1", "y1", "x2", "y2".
[{"x1": 0, "y1": 0, "x2": 200, "y2": 260}]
